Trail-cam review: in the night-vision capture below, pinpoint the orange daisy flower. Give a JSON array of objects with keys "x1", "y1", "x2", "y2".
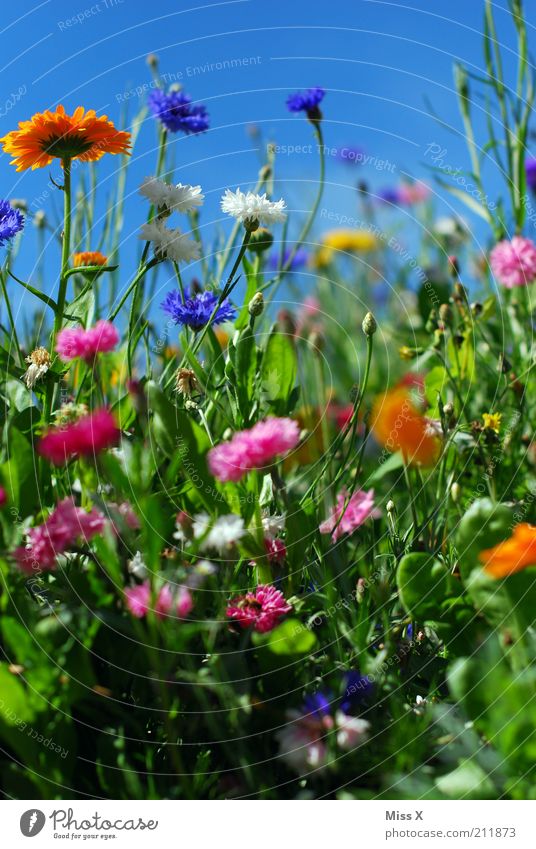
[
  {"x1": 479, "y1": 523, "x2": 536, "y2": 578},
  {"x1": 370, "y1": 387, "x2": 440, "y2": 466},
  {"x1": 1, "y1": 106, "x2": 131, "y2": 171},
  {"x1": 73, "y1": 251, "x2": 108, "y2": 268}
]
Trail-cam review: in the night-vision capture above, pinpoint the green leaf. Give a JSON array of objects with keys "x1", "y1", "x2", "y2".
[
  {"x1": 456, "y1": 497, "x2": 513, "y2": 580},
  {"x1": 0, "y1": 663, "x2": 33, "y2": 724},
  {"x1": 424, "y1": 366, "x2": 447, "y2": 416},
  {"x1": 397, "y1": 552, "x2": 450, "y2": 621},
  {"x1": 261, "y1": 327, "x2": 297, "y2": 408},
  {"x1": 435, "y1": 759, "x2": 496, "y2": 799},
  {"x1": 265, "y1": 618, "x2": 317, "y2": 656}
]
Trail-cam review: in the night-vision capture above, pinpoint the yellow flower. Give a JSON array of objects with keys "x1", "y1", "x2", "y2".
[
  {"x1": 482, "y1": 412, "x2": 501, "y2": 434},
  {"x1": 322, "y1": 229, "x2": 378, "y2": 253}
]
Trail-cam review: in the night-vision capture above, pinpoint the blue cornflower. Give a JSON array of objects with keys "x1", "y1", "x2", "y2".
[
  {"x1": 340, "y1": 670, "x2": 373, "y2": 714},
  {"x1": 161, "y1": 287, "x2": 235, "y2": 331},
  {"x1": 303, "y1": 691, "x2": 332, "y2": 718},
  {"x1": 148, "y1": 89, "x2": 210, "y2": 135},
  {"x1": 377, "y1": 187, "x2": 402, "y2": 205},
  {"x1": 268, "y1": 246, "x2": 309, "y2": 272},
  {"x1": 286, "y1": 87, "x2": 325, "y2": 120},
  {"x1": 526, "y1": 158, "x2": 536, "y2": 192},
  {"x1": 336, "y1": 145, "x2": 366, "y2": 166},
  {"x1": 0, "y1": 199, "x2": 24, "y2": 246}
]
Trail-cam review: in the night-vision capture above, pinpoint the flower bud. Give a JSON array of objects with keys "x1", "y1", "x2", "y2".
[
  {"x1": 146, "y1": 53, "x2": 159, "y2": 69},
  {"x1": 362, "y1": 311, "x2": 377, "y2": 337},
  {"x1": 386, "y1": 499, "x2": 396, "y2": 514},
  {"x1": 247, "y1": 227, "x2": 273, "y2": 254},
  {"x1": 439, "y1": 303, "x2": 453, "y2": 325},
  {"x1": 450, "y1": 482, "x2": 461, "y2": 503},
  {"x1": 308, "y1": 330, "x2": 324, "y2": 352},
  {"x1": 248, "y1": 292, "x2": 264, "y2": 317}
]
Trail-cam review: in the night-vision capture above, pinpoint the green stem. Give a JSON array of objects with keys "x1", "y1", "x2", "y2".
[
  {"x1": 52, "y1": 158, "x2": 72, "y2": 349},
  {"x1": 0, "y1": 264, "x2": 23, "y2": 366}
]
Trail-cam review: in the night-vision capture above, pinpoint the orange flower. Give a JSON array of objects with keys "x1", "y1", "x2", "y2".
[
  {"x1": 73, "y1": 251, "x2": 108, "y2": 268},
  {"x1": 370, "y1": 388, "x2": 440, "y2": 466},
  {"x1": 1, "y1": 106, "x2": 131, "y2": 171},
  {"x1": 479, "y1": 523, "x2": 536, "y2": 578}
]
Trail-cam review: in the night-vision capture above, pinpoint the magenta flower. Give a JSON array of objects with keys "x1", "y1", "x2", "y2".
[
  {"x1": 208, "y1": 417, "x2": 300, "y2": 483},
  {"x1": 490, "y1": 236, "x2": 536, "y2": 288},
  {"x1": 14, "y1": 498, "x2": 107, "y2": 572},
  {"x1": 56, "y1": 320, "x2": 119, "y2": 362},
  {"x1": 125, "y1": 581, "x2": 193, "y2": 620},
  {"x1": 319, "y1": 488, "x2": 379, "y2": 542},
  {"x1": 226, "y1": 584, "x2": 292, "y2": 633},
  {"x1": 38, "y1": 408, "x2": 120, "y2": 464}
]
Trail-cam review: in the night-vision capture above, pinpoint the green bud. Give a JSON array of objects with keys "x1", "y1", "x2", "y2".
[
  {"x1": 248, "y1": 227, "x2": 273, "y2": 254},
  {"x1": 248, "y1": 292, "x2": 264, "y2": 317},
  {"x1": 362, "y1": 311, "x2": 377, "y2": 337}
]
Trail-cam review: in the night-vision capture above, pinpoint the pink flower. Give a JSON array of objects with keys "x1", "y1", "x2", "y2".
[
  {"x1": 13, "y1": 498, "x2": 107, "y2": 573},
  {"x1": 334, "y1": 711, "x2": 370, "y2": 750},
  {"x1": 56, "y1": 320, "x2": 119, "y2": 362},
  {"x1": 0, "y1": 487, "x2": 6, "y2": 507},
  {"x1": 490, "y1": 236, "x2": 536, "y2": 288},
  {"x1": 108, "y1": 501, "x2": 140, "y2": 532},
  {"x1": 208, "y1": 417, "x2": 300, "y2": 482},
  {"x1": 265, "y1": 537, "x2": 287, "y2": 564},
  {"x1": 38, "y1": 408, "x2": 119, "y2": 464},
  {"x1": 276, "y1": 710, "x2": 332, "y2": 774},
  {"x1": 328, "y1": 402, "x2": 354, "y2": 431},
  {"x1": 319, "y1": 487, "x2": 379, "y2": 542},
  {"x1": 226, "y1": 584, "x2": 292, "y2": 633},
  {"x1": 397, "y1": 182, "x2": 430, "y2": 205},
  {"x1": 125, "y1": 581, "x2": 193, "y2": 620}
]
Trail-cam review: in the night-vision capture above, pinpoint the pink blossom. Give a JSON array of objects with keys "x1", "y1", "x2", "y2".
[
  {"x1": 38, "y1": 408, "x2": 120, "y2": 464},
  {"x1": 319, "y1": 487, "x2": 379, "y2": 542},
  {"x1": 328, "y1": 402, "x2": 354, "y2": 431},
  {"x1": 334, "y1": 711, "x2": 370, "y2": 750},
  {"x1": 125, "y1": 581, "x2": 193, "y2": 620},
  {"x1": 0, "y1": 487, "x2": 6, "y2": 507},
  {"x1": 56, "y1": 320, "x2": 119, "y2": 362},
  {"x1": 490, "y1": 236, "x2": 536, "y2": 288},
  {"x1": 13, "y1": 498, "x2": 107, "y2": 573},
  {"x1": 265, "y1": 537, "x2": 287, "y2": 564},
  {"x1": 226, "y1": 584, "x2": 292, "y2": 633},
  {"x1": 208, "y1": 417, "x2": 300, "y2": 482},
  {"x1": 276, "y1": 709, "x2": 332, "y2": 774},
  {"x1": 108, "y1": 501, "x2": 140, "y2": 532},
  {"x1": 397, "y1": 182, "x2": 430, "y2": 205}
]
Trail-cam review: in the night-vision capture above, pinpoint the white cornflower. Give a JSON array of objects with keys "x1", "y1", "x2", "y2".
[
  {"x1": 262, "y1": 513, "x2": 286, "y2": 540},
  {"x1": 23, "y1": 347, "x2": 50, "y2": 389},
  {"x1": 140, "y1": 219, "x2": 200, "y2": 264},
  {"x1": 221, "y1": 188, "x2": 287, "y2": 227},
  {"x1": 192, "y1": 512, "x2": 245, "y2": 554},
  {"x1": 127, "y1": 551, "x2": 148, "y2": 579},
  {"x1": 335, "y1": 712, "x2": 370, "y2": 750},
  {"x1": 139, "y1": 177, "x2": 204, "y2": 214}
]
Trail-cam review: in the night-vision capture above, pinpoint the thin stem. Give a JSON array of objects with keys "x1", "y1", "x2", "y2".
[{"x1": 52, "y1": 158, "x2": 72, "y2": 349}]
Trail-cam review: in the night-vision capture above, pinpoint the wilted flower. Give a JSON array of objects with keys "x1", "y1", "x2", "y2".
[
  {"x1": 23, "y1": 347, "x2": 50, "y2": 389},
  {"x1": 226, "y1": 584, "x2": 292, "y2": 633},
  {"x1": 208, "y1": 418, "x2": 300, "y2": 482},
  {"x1": 490, "y1": 236, "x2": 536, "y2": 288},
  {"x1": 175, "y1": 367, "x2": 199, "y2": 396},
  {"x1": 139, "y1": 177, "x2": 204, "y2": 215},
  {"x1": 161, "y1": 287, "x2": 235, "y2": 331},
  {"x1": 148, "y1": 89, "x2": 209, "y2": 135},
  {"x1": 221, "y1": 188, "x2": 287, "y2": 229},
  {"x1": 140, "y1": 219, "x2": 200, "y2": 264}
]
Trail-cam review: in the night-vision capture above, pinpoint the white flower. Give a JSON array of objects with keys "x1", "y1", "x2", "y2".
[
  {"x1": 192, "y1": 513, "x2": 245, "y2": 555},
  {"x1": 335, "y1": 711, "x2": 370, "y2": 750},
  {"x1": 221, "y1": 188, "x2": 287, "y2": 226},
  {"x1": 412, "y1": 695, "x2": 428, "y2": 715},
  {"x1": 140, "y1": 219, "x2": 200, "y2": 264},
  {"x1": 23, "y1": 347, "x2": 50, "y2": 389},
  {"x1": 139, "y1": 177, "x2": 204, "y2": 214},
  {"x1": 262, "y1": 513, "x2": 286, "y2": 540},
  {"x1": 127, "y1": 551, "x2": 148, "y2": 579},
  {"x1": 276, "y1": 710, "x2": 329, "y2": 774}
]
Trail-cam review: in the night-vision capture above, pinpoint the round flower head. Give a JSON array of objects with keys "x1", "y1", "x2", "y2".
[
  {"x1": 286, "y1": 87, "x2": 325, "y2": 121},
  {"x1": 221, "y1": 188, "x2": 287, "y2": 229},
  {"x1": 23, "y1": 347, "x2": 51, "y2": 390},
  {"x1": 73, "y1": 251, "x2": 108, "y2": 268},
  {"x1": 161, "y1": 286, "x2": 235, "y2": 331},
  {"x1": 139, "y1": 177, "x2": 204, "y2": 215},
  {"x1": 208, "y1": 417, "x2": 301, "y2": 482},
  {"x1": 371, "y1": 388, "x2": 441, "y2": 467},
  {"x1": 56, "y1": 320, "x2": 119, "y2": 362},
  {"x1": 226, "y1": 584, "x2": 292, "y2": 633},
  {"x1": 148, "y1": 89, "x2": 209, "y2": 135},
  {"x1": 490, "y1": 236, "x2": 536, "y2": 288},
  {"x1": 1, "y1": 105, "x2": 131, "y2": 171},
  {"x1": 0, "y1": 199, "x2": 24, "y2": 245},
  {"x1": 269, "y1": 246, "x2": 309, "y2": 272},
  {"x1": 38, "y1": 408, "x2": 120, "y2": 464},
  {"x1": 140, "y1": 219, "x2": 200, "y2": 264}
]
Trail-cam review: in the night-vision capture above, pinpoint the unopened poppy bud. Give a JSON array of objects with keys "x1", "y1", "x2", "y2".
[
  {"x1": 248, "y1": 292, "x2": 264, "y2": 317},
  {"x1": 451, "y1": 482, "x2": 461, "y2": 503},
  {"x1": 248, "y1": 227, "x2": 273, "y2": 254},
  {"x1": 362, "y1": 311, "x2": 377, "y2": 337}
]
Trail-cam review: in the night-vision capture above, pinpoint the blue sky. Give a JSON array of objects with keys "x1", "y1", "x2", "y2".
[{"x1": 1, "y1": 0, "x2": 535, "y2": 311}]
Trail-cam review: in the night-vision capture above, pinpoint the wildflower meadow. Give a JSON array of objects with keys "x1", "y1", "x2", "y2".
[{"x1": 0, "y1": 0, "x2": 535, "y2": 817}]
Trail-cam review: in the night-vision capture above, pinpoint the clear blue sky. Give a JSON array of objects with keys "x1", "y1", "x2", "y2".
[{"x1": 1, "y1": 0, "x2": 535, "y2": 309}]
